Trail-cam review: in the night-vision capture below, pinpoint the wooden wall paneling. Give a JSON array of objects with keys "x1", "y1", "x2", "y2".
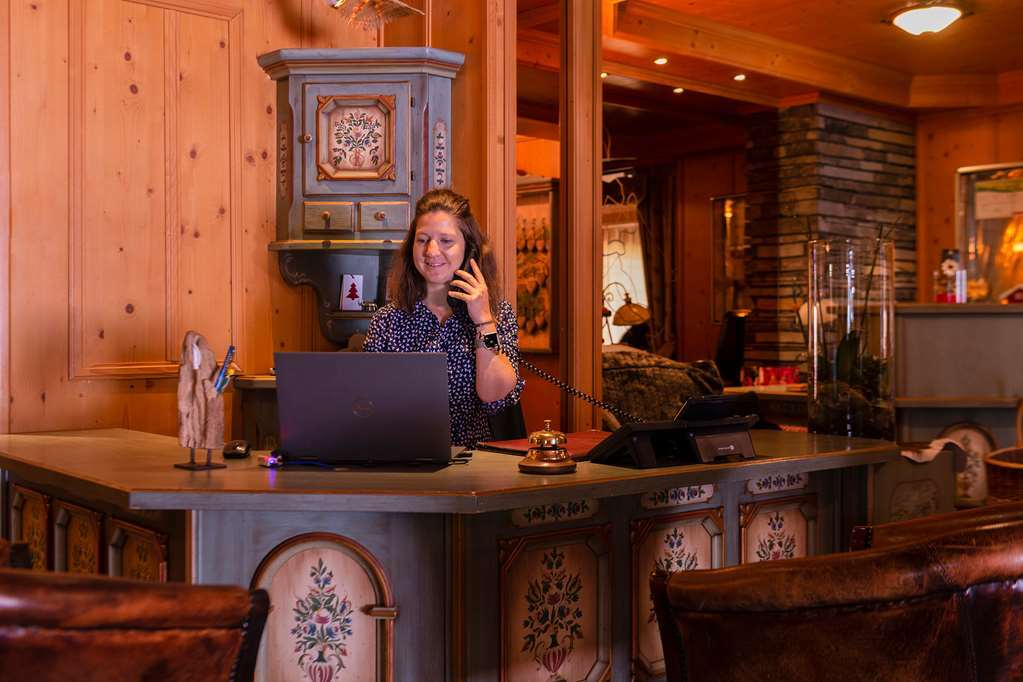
[
  {"x1": 382, "y1": 0, "x2": 427, "y2": 48},
  {"x1": 0, "y1": 0, "x2": 10, "y2": 433},
  {"x1": 302, "y1": 0, "x2": 380, "y2": 49},
  {"x1": 561, "y1": 0, "x2": 602, "y2": 430}
]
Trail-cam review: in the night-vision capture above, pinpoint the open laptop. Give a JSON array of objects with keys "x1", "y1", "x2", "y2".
[{"x1": 274, "y1": 352, "x2": 452, "y2": 464}]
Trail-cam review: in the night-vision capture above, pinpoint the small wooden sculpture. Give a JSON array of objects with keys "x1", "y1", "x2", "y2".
[{"x1": 175, "y1": 331, "x2": 227, "y2": 470}]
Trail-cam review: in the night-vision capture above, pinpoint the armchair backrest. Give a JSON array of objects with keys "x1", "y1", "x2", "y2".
[
  {"x1": 651, "y1": 520, "x2": 1023, "y2": 682},
  {"x1": 0, "y1": 568, "x2": 269, "y2": 681}
]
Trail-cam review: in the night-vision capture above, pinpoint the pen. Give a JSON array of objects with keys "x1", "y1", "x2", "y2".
[{"x1": 214, "y1": 345, "x2": 235, "y2": 393}]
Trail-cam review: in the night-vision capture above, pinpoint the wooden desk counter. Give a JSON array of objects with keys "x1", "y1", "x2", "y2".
[
  {"x1": 0, "y1": 428, "x2": 896, "y2": 514},
  {"x1": 0, "y1": 427, "x2": 899, "y2": 681}
]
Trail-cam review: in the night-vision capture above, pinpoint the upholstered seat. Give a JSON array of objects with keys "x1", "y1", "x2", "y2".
[
  {"x1": 0, "y1": 568, "x2": 269, "y2": 681},
  {"x1": 651, "y1": 518, "x2": 1023, "y2": 681}
]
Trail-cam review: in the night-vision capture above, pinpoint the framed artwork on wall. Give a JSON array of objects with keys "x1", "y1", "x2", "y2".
[
  {"x1": 955, "y1": 162, "x2": 1023, "y2": 302},
  {"x1": 516, "y1": 177, "x2": 557, "y2": 353}
]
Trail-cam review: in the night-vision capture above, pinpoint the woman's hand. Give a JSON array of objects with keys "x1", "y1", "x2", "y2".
[{"x1": 449, "y1": 258, "x2": 494, "y2": 326}]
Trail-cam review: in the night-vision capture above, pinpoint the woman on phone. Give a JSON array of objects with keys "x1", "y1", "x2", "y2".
[{"x1": 364, "y1": 189, "x2": 524, "y2": 447}]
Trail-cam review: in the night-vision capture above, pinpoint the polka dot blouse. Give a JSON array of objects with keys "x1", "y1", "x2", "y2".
[{"x1": 363, "y1": 298, "x2": 525, "y2": 447}]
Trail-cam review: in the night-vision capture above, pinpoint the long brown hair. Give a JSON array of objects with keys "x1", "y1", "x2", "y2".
[{"x1": 388, "y1": 189, "x2": 501, "y2": 314}]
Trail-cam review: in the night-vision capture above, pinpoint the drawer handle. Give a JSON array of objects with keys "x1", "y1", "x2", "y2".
[
  {"x1": 300, "y1": 133, "x2": 312, "y2": 143},
  {"x1": 320, "y1": 211, "x2": 331, "y2": 228},
  {"x1": 373, "y1": 211, "x2": 387, "y2": 221}
]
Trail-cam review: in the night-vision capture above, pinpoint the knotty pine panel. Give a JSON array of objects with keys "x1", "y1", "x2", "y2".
[
  {"x1": 5, "y1": 0, "x2": 380, "y2": 434},
  {"x1": 916, "y1": 105, "x2": 1023, "y2": 302}
]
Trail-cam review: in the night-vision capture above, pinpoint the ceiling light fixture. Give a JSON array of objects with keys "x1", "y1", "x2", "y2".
[
  {"x1": 672, "y1": 87, "x2": 685, "y2": 94},
  {"x1": 889, "y1": 2, "x2": 964, "y2": 35},
  {"x1": 733, "y1": 73, "x2": 747, "y2": 82},
  {"x1": 600, "y1": 71, "x2": 608, "y2": 79},
  {"x1": 653, "y1": 57, "x2": 668, "y2": 65}
]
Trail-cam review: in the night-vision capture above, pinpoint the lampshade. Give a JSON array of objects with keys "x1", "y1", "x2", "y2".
[
  {"x1": 890, "y1": 3, "x2": 964, "y2": 35},
  {"x1": 612, "y1": 294, "x2": 650, "y2": 326}
]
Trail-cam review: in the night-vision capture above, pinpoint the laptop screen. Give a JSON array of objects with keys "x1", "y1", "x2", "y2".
[{"x1": 274, "y1": 352, "x2": 451, "y2": 464}]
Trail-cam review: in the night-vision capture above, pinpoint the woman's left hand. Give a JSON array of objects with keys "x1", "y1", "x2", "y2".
[{"x1": 449, "y1": 259, "x2": 493, "y2": 325}]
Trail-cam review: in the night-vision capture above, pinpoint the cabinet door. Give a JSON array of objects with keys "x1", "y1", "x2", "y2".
[{"x1": 302, "y1": 81, "x2": 411, "y2": 197}]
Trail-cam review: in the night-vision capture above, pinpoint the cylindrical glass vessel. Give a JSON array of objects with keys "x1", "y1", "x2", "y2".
[{"x1": 808, "y1": 239, "x2": 895, "y2": 440}]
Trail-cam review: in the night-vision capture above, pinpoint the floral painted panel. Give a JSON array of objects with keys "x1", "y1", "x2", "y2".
[
  {"x1": 13, "y1": 487, "x2": 49, "y2": 571},
  {"x1": 745, "y1": 473, "x2": 808, "y2": 496},
  {"x1": 640, "y1": 485, "x2": 715, "y2": 510},
  {"x1": 64, "y1": 509, "x2": 100, "y2": 574},
  {"x1": 740, "y1": 496, "x2": 816, "y2": 564},
  {"x1": 432, "y1": 120, "x2": 448, "y2": 187},
  {"x1": 511, "y1": 499, "x2": 597, "y2": 527},
  {"x1": 315, "y1": 94, "x2": 396, "y2": 182},
  {"x1": 889, "y1": 479, "x2": 939, "y2": 522},
  {"x1": 120, "y1": 533, "x2": 165, "y2": 582},
  {"x1": 502, "y1": 532, "x2": 608, "y2": 682},
  {"x1": 261, "y1": 547, "x2": 378, "y2": 682},
  {"x1": 632, "y1": 511, "x2": 720, "y2": 678}
]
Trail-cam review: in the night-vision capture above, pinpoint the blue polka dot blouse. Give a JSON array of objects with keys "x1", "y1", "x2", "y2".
[{"x1": 363, "y1": 298, "x2": 525, "y2": 447}]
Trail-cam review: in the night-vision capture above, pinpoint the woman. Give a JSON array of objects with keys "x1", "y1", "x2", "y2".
[{"x1": 364, "y1": 189, "x2": 524, "y2": 447}]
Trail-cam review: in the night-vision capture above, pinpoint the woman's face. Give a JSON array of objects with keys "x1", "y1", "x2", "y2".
[{"x1": 412, "y1": 210, "x2": 467, "y2": 286}]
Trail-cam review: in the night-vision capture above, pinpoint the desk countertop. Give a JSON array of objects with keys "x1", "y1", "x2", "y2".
[{"x1": 0, "y1": 428, "x2": 898, "y2": 514}]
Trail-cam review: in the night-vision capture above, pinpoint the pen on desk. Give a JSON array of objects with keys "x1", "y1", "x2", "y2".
[{"x1": 213, "y1": 345, "x2": 235, "y2": 393}]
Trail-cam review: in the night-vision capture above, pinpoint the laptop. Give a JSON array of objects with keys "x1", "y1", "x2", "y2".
[{"x1": 274, "y1": 352, "x2": 452, "y2": 464}]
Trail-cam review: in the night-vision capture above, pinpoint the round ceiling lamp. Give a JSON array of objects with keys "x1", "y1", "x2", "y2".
[{"x1": 890, "y1": 2, "x2": 964, "y2": 35}]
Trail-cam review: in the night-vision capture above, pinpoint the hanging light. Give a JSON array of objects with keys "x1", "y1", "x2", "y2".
[{"x1": 890, "y1": 2, "x2": 964, "y2": 35}]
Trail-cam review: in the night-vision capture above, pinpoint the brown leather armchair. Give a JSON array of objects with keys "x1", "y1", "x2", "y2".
[
  {"x1": 0, "y1": 568, "x2": 269, "y2": 681},
  {"x1": 851, "y1": 500, "x2": 1023, "y2": 550},
  {"x1": 651, "y1": 519, "x2": 1023, "y2": 681}
]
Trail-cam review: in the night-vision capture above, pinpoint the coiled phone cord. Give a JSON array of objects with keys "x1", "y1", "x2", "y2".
[{"x1": 519, "y1": 358, "x2": 646, "y2": 425}]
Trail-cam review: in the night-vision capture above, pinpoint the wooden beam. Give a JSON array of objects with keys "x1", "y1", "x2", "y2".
[
  {"x1": 485, "y1": 0, "x2": 518, "y2": 309},
  {"x1": 518, "y1": 2, "x2": 558, "y2": 30},
  {"x1": 609, "y1": 0, "x2": 911, "y2": 108},
  {"x1": 560, "y1": 0, "x2": 602, "y2": 431},
  {"x1": 518, "y1": 29, "x2": 783, "y2": 108},
  {"x1": 909, "y1": 74, "x2": 998, "y2": 109}
]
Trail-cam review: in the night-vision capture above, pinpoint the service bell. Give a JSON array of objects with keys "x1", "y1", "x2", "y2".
[{"x1": 518, "y1": 420, "x2": 577, "y2": 474}]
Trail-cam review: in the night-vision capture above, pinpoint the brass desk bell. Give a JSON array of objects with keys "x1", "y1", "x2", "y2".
[{"x1": 518, "y1": 420, "x2": 577, "y2": 474}]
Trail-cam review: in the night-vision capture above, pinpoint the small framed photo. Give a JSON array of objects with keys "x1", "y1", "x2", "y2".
[{"x1": 341, "y1": 273, "x2": 364, "y2": 311}]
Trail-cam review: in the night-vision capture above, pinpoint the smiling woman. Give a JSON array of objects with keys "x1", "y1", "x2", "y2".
[{"x1": 363, "y1": 189, "x2": 524, "y2": 447}]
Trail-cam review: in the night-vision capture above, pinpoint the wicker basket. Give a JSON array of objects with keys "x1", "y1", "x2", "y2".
[{"x1": 985, "y1": 400, "x2": 1023, "y2": 503}]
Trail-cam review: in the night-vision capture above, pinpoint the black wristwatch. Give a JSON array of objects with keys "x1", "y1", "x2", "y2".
[{"x1": 478, "y1": 330, "x2": 501, "y2": 353}]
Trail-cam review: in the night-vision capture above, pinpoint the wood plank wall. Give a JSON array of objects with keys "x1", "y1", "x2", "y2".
[
  {"x1": 2, "y1": 0, "x2": 377, "y2": 435},
  {"x1": 916, "y1": 104, "x2": 1023, "y2": 302}
]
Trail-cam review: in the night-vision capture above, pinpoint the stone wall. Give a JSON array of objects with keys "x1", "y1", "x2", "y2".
[{"x1": 744, "y1": 101, "x2": 916, "y2": 366}]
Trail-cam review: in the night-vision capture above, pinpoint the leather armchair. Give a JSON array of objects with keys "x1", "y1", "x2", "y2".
[
  {"x1": 0, "y1": 568, "x2": 269, "y2": 681},
  {"x1": 651, "y1": 519, "x2": 1023, "y2": 681},
  {"x1": 851, "y1": 500, "x2": 1023, "y2": 550}
]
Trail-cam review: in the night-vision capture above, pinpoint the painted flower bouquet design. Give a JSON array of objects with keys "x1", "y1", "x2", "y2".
[
  {"x1": 291, "y1": 557, "x2": 354, "y2": 681},
  {"x1": 522, "y1": 547, "x2": 584, "y2": 682},
  {"x1": 331, "y1": 111, "x2": 382, "y2": 169},
  {"x1": 648, "y1": 527, "x2": 699, "y2": 622},
  {"x1": 756, "y1": 512, "x2": 797, "y2": 561}
]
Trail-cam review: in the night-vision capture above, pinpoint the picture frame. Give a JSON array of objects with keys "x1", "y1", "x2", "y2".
[
  {"x1": 515, "y1": 177, "x2": 558, "y2": 353},
  {"x1": 939, "y1": 421, "x2": 996, "y2": 506},
  {"x1": 955, "y1": 162, "x2": 1023, "y2": 302}
]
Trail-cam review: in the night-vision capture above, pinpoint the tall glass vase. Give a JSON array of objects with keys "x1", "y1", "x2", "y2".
[{"x1": 808, "y1": 239, "x2": 895, "y2": 440}]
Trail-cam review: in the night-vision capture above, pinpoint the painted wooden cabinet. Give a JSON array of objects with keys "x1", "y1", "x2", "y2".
[{"x1": 257, "y1": 48, "x2": 463, "y2": 346}]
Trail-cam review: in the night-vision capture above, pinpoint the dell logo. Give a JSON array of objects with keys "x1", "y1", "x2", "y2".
[{"x1": 352, "y1": 398, "x2": 375, "y2": 418}]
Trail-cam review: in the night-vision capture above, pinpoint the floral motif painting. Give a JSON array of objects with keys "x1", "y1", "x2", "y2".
[
  {"x1": 107, "y1": 519, "x2": 167, "y2": 582},
  {"x1": 740, "y1": 495, "x2": 817, "y2": 564},
  {"x1": 54, "y1": 500, "x2": 102, "y2": 574},
  {"x1": 315, "y1": 94, "x2": 396, "y2": 181},
  {"x1": 512, "y1": 499, "x2": 598, "y2": 528},
  {"x1": 500, "y1": 526, "x2": 610, "y2": 682},
  {"x1": 640, "y1": 485, "x2": 715, "y2": 509},
  {"x1": 516, "y1": 179, "x2": 557, "y2": 353},
  {"x1": 432, "y1": 120, "x2": 448, "y2": 187},
  {"x1": 251, "y1": 533, "x2": 396, "y2": 682},
  {"x1": 631, "y1": 509, "x2": 723, "y2": 679},
  {"x1": 11, "y1": 485, "x2": 50, "y2": 571}
]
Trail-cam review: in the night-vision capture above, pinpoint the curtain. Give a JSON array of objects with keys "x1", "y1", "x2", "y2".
[{"x1": 636, "y1": 164, "x2": 680, "y2": 357}]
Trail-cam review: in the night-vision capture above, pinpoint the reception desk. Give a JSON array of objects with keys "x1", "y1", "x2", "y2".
[{"x1": 0, "y1": 428, "x2": 897, "y2": 681}]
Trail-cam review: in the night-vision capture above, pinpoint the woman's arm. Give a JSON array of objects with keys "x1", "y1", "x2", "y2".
[{"x1": 475, "y1": 301, "x2": 524, "y2": 406}]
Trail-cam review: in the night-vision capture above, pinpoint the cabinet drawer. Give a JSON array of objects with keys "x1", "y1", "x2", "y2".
[
  {"x1": 304, "y1": 201, "x2": 354, "y2": 232},
  {"x1": 360, "y1": 201, "x2": 409, "y2": 231}
]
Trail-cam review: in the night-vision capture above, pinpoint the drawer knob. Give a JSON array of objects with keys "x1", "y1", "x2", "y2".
[
  {"x1": 373, "y1": 211, "x2": 387, "y2": 221},
  {"x1": 300, "y1": 133, "x2": 312, "y2": 143},
  {"x1": 320, "y1": 211, "x2": 331, "y2": 228}
]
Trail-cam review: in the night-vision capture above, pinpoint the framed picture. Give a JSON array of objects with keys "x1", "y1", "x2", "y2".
[
  {"x1": 516, "y1": 177, "x2": 557, "y2": 353},
  {"x1": 955, "y1": 162, "x2": 1023, "y2": 302}
]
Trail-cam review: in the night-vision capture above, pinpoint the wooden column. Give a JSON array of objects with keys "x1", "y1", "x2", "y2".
[
  {"x1": 560, "y1": 0, "x2": 603, "y2": 430},
  {"x1": 0, "y1": 0, "x2": 11, "y2": 433}
]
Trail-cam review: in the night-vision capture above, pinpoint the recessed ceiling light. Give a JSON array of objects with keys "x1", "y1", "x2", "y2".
[
  {"x1": 600, "y1": 71, "x2": 608, "y2": 79},
  {"x1": 890, "y1": 2, "x2": 964, "y2": 35},
  {"x1": 672, "y1": 87, "x2": 685, "y2": 94},
  {"x1": 653, "y1": 57, "x2": 668, "y2": 65},
  {"x1": 733, "y1": 73, "x2": 747, "y2": 82}
]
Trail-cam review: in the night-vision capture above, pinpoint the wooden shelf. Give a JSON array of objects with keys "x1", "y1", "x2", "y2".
[{"x1": 269, "y1": 239, "x2": 401, "y2": 252}]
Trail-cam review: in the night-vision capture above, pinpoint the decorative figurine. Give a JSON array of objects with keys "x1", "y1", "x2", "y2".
[{"x1": 175, "y1": 331, "x2": 227, "y2": 470}]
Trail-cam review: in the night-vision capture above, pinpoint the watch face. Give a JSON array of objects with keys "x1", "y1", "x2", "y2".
[{"x1": 482, "y1": 332, "x2": 500, "y2": 350}]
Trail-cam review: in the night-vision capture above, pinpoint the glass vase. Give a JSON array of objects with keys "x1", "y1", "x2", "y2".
[{"x1": 808, "y1": 238, "x2": 895, "y2": 440}]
